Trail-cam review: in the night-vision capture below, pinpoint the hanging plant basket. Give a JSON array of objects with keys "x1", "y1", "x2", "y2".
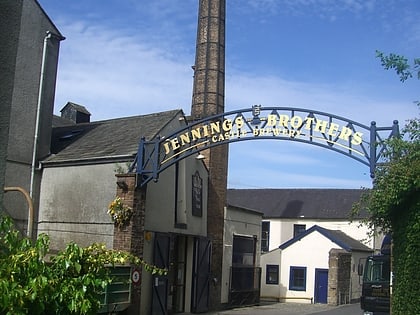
[{"x1": 107, "y1": 197, "x2": 133, "y2": 228}]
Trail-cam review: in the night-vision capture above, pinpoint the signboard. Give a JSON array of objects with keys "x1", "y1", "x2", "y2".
[
  {"x1": 136, "y1": 105, "x2": 399, "y2": 186},
  {"x1": 192, "y1": 171, "x2": 203, "y2": 217},
  {"x1": 132, "y1": 268, "x2": 140, "y2": 285}
]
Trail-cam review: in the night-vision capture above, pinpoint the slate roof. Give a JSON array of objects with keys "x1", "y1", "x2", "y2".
[
  {"x1": 45, "y1": 109, "x2": 182, "y2": 163},
  {"x1": 227, "y1": 188, "x2": 366, "y2": 219},
  {"x1": 279, "y1": 225, "x2": 372, "y2": 252},
  {"x1": 60, "y1": 102, "x2": 91, "y2": 115},
  {"x1": 52, "y1": 115, "x2": 75, "y2": 127}
]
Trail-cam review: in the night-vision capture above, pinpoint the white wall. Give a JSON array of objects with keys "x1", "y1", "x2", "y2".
[
  {"x1": 279, "y1": 231, "x2": 337, "y2": 302},
  {"x1": 260, "y1": 229, "x2": 369, "y2": 304},
  {"x1": 268, "y1": 218, "x2": 373, "y2": 251},
  {"x1": 260, "y1": 249, "x2": 282, "y2": 299}
]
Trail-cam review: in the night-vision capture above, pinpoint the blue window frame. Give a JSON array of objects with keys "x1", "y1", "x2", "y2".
[{"x1": 289, "y1": 266, "x2": 307, "y2": 291}]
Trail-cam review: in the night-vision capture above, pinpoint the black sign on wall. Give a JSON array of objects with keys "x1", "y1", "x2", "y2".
[{"x1": 192, "y1": 171, "x2": 203, "y2": 217}]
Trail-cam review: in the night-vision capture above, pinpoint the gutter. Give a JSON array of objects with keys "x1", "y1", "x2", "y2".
[{"x1": 40, "y1": 154, "x2": 136, "y2": 168}]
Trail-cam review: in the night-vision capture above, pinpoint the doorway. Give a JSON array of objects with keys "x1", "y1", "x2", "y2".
[
  {"x1": 314, "y1": 268, "x2": 328, "y2": 304},
  {"x1": 229, "y1": 235, "x2": 261, "y2": 307}
]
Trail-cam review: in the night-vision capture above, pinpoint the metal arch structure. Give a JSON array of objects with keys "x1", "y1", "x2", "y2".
[{"x1": 132, "y1": 105, "x2": 400, "y2": 187}]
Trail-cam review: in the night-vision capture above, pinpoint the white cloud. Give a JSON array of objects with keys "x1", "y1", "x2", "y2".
[
  {"x1": 225, "y1": 72, "x2": 416, "y2": 127},
  {"x1": 46, "y1": 0, "x2": 417, "y2": 189},
  {"x1": 54, "y1": 20, "x2": 194, "y2": 119},
  {"x1": 54, "y1": 16, "x2": 416, "y2": 130}
]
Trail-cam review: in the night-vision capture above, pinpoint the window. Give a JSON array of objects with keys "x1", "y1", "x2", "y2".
[
  {"x1": 266, "y1": 265, "x2": 279, "y2": 285},
  {"x1": 261, "y1": 221, "x2": 270, "y2": 252},
  {"x1": 293, "y1": 224, "x2": 306, "y2": 238},
  {"x1": 232, "y1": 235, "x2": 256, "y2": 266},
  {"x1": 289, "y1": 266, "x2": 307, "y2": 291}
]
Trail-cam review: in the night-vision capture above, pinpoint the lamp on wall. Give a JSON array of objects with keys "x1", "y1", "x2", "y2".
[
  {"x1": 116, "y1": 180, "x2": 128, "y2": 191},
  {"x1": 196, "y1": 153, "x2": 205, "y2": 160}
]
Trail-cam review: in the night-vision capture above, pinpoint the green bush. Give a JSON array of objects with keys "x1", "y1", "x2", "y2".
[{"x1": 0, "y1": 215, "x2": 164, "y2": 314}]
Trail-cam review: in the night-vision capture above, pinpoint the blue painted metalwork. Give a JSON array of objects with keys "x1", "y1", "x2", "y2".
[{"x1": 133, "y1": 106, "x2": 399, "y2": 186}]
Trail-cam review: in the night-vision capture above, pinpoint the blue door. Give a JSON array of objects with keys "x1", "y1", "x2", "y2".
[{"x1": 314, "y1": 269, "x2": 328, "y2": 304}]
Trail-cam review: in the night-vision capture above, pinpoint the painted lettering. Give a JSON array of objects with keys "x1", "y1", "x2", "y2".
[
  {"x1": 235, "y1": 116, "x2": 244, "y2": 128},
  {"x1": 160, "y1": 111, "x2": 366, "y2": 161},
  {"x1": 304, "y1": 117, "x2": 315, "y2": 130},
  {"x1": 191, "y1": 128, "x2": 202, "y2": 141},
  {"x1": 328, "y1": 123, "x2": 340, "y2": 137},
  {"x1": 179, "y1": 133, "x2": 191, "y2": 146},
  {"x1": 338, "y1": 126, "x2": 352, "y2": 141},
  {"x1": 351, "y1": 132, "x2": 363, "y2": 145},
  {"x1": 170, "y1": 138, "x2": 180, "y2": 150},
  {"x1": 210, "y1": 121, "x2": 221, "y2": 134},
  {"x1": 222, "y1": 119, "x2": 232, "y2": 131},
  {"x1": 315, "y1": 119, "x2": 328, "y2": 133},
  {"x1": 163, "y1": 141, "x2": 171, "y2": 155},
  {"x1": 278, "y1": 115, "x2": 289, "y2": 127},
  {"x1": 267, "y1": 114, "x2": 277, "y2": 126},
  {"x1": 290, "y1": 116, "x2": 303, "y2": 129}
]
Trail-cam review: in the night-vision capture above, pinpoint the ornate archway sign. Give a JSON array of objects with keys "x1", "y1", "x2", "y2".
[{"x1": 134, "y1": 105, "x2": 399, "y2": 186}]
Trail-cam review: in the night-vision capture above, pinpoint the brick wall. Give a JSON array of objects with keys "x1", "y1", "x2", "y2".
[
  {"x1": 191, "y1": 0, "x2": 227, "y2": 309},
  {"x1": 113, "y1": 173, "x2": 146, "y2": 315}
]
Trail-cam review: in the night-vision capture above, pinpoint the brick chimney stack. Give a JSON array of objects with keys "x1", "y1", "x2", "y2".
[
  {"x1": 191, "y1": 0, "x2": 225, "y2": 120},
  {"x1": 191, "y1": 0, "x2": 227, "y2": 310}
]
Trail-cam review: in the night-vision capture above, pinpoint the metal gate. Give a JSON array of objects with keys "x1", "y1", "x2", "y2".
[
  {"x1": 152, "y1": 233, "x2": 170, "y2": 315},
  {"x1": 191, "y1": 237, "x2": 211, "y2": 313}
]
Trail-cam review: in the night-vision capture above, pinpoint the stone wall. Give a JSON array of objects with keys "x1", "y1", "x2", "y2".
[{"x1": 328, "y1": 249, "x2": 351, "y2": 305}]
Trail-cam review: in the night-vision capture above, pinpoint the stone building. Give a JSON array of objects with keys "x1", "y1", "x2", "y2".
[{"x1": 0, "y1": 0, "x2": 64, "y2": 235}]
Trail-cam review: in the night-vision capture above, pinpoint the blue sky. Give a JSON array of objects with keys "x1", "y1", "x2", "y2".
[{"x1": 39, "y1": 0, "x2": 419, "y2": 189}]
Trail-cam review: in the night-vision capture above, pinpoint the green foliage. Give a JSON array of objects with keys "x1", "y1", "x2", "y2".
[
  {"x1": 376, "y1": 50, "x2": 420, "y2": 82},
  {"x1": 356, "y1": 133, "x2": 420, "y2": 231},
  {"x1": 0, "y1": 215, "x2": 166, "y2": 314},
  {"x1": 391, "y1": 201, "x2": 420, "y2": 315},
  {"x1": 354, "y1": 53, "x2": 420, "y2": 314},
  {"x1": 354, "y1": 114, "x2": 420, "y2": 314}
]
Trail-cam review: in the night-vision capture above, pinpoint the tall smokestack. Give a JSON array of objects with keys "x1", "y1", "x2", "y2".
[
  {"x1": 191, "y1": 0, "x2": 227, "y2": 311},
  {"x1": 191, "y1": 0, "x2": 225, "y2": 119}
]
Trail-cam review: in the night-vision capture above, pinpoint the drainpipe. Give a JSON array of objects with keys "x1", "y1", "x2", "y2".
[
  {"x1": 4, "y1": 187, "x2": 34, "y2": 237},
  {"x1": 28, "y1": 31, "x2": 64, "y2": 233},
  {"x1": 29, "y1": 31, "x2": 52, "y2": 202}
]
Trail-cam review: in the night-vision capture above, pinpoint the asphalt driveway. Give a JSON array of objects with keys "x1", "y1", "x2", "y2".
[{"x1": 204, "y1": 302, "x2": 361, "y2": 315}]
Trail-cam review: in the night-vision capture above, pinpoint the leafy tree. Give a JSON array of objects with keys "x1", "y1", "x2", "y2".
[
  {"x1": 353, "y1": 51, "x2": 419, "y2": 315},
  {"x1": 376, "y1": 50, "x2": 420, "y2": 83},
  {"x1": 0, "y1": 215, "x2": 165, "y2": 315}
]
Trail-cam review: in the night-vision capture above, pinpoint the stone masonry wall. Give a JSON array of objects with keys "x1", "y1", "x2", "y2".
[{"x1": 328, "y1": 249, "x2": 351, "y2": 306}]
